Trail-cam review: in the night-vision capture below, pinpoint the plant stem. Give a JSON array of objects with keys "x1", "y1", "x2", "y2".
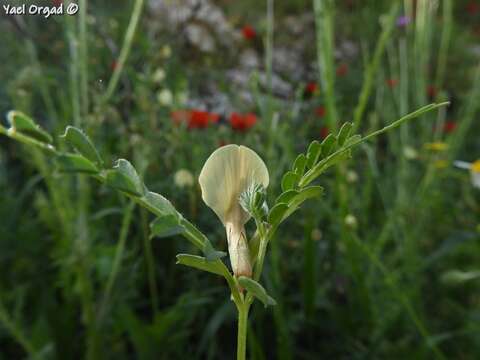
[
  {"x1": 350, "y1": 233, "x2": 446, "y2": 360},
  {"x1": 79, "y1": 0, "x2": 89, "y2": 118},
  {"x1": 0, "y1": 299, "x2": 35, "y2": 356},
  {"x1": 352, "y1": 2, "x2": 399, "y2": 133},
  {"x1": 313, "y1": 0, "x2": 337, "y2": 131},
  {"x1": 253, "y1": 222, "x2": 276, "y2": 282},
  {"x1": 99, "y1": 201, "x2": 136, "y2": 318},
  {"x1": 237, "y1": 303, "x2": 250, "y2": 360},
  {"x1": 141, "y1": 208, "x2": 159, "y2": 316},
  {"x1": 103, "y1": 0, "x2": 145, "y2": 104}
]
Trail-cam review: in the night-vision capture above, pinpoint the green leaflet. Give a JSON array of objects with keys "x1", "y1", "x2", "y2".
[
  {"x1": 56, "y1": 153, "x2": 99, "y2": 174},
  {"x1": 337, "y1": 122, "x2": 353, "y2": 146},
  {"x1": 281, "y1": 171, "x2": 299, "y2": 192},
  {"x1": 292, "y1": 154, "x2": 307, "y2": 176},
  {"x1": 61, "y1": 126, "x2": 103, "y2": 166},
  {"x1": 7, "y1": 111, "x2": 52, "y2": 144},
  {"x1": 142, "y1": 191, "x2": 178, "y2": 218},
  {"x1": 176, "y1": 254, "x2": 225, "y2": 277},
  {"x1": 150, "y1": 215, "x2": 186, "y2": 238},
  {"x1": 275, "y1": 190, "x2": 299, "y2": 204},
  {"x1": 268, "y1": 203, "x2": 289, "y2": 226},
  {"x1": 238, "y1": 276, "x2": 277, "y2": 307},
  {"x1": 320, "y1": 134, "x2": 337, "y2": 156},
  {"x1": 306, "y1": 140, "x2": 321, "y2": 169},
  {"x1": 106, "y1": 159, "x2": 144, "y2": 196}
]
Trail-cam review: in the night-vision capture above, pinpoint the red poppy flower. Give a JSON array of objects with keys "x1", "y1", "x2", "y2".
[
  {"x1": 242, "y1": 25, "x2": 256, "y2": 40},
  {"x1": 386, "y1": 78, "x2": 398, "y2": 88},
  {"x1": 188, "y1": 110, "x2": 219, "y2": 129},
  {"x1": 320, "y1": 126, "x2": 329, "y2": 139},
  {"x1": 467, "y1": 1, "x2": 480, "y2": 15},
  {"x1": 53, "y1": 0, "x2": 62, "y2": 6},
  {"x1": 230, "y1": 112, "x2": 257, "y2": 132},
  {"x1": 336, "y1": 63, "x2": 348, "y2": 77},
  {"x1": 171, "y1": 110, "x2": 219, "y2": 129},
  {"x1": 443, "y1": 121, "x2": 457, "y2": 133},
  {"x1": 427, "y1": 85, "x2": 437, "y2": 98},
  {"x1": 305, "y1": 82, "x2": 319, "y2": 96},
  {"x1": 315, "y1": 106, "x2": 326, "y2": 118}
]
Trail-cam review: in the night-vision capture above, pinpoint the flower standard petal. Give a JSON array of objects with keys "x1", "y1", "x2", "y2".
[{"x1": 199, "y1": 144, "x2": 269, "y2": 277}]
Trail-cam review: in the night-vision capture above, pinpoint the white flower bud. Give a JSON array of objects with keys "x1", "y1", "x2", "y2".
[
  {"x1": 403, "y1": 146, "x2": 418, "y2": 160},
  {"x1": 344, "y1": 214, "x2": 358, "y2": 229},
  {"x1": 153, "y1": 68, "x2": 166, "y2": 83},
  {"x1": 174, "y1": 169, "x2": 194, "y2": 188},
  {"x1": 157, "y1": 89, "x2": 173, "y2": 106},
  {"x1": 346, "y1": 170, "x2": 358, "y2": 183}
]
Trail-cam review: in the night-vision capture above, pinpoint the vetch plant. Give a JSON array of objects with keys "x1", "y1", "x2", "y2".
[{"x1": 0, "y1": 102, "x2": 448, "y2": 359}]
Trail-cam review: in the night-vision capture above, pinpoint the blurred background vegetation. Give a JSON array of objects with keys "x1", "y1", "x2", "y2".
[{"x1": 0, "y1": 0, "x2": 480, "y2": 358}]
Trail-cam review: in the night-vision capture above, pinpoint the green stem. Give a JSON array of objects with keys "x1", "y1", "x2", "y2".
[
  {"x1": 141, "y1": 208, "x2": 159, "y2": 316},
  {"x1": 66, "y1": 15, "x2": 81, "y2": 127},
  {"x1": 352, "y1": 2, "x2": 399, "y2": 133},
  {"x1": 264, "y1": 0, "x2": 276, "y2": 166},
  {"x1": 253, "y1": 222, "x2": 276, "y2": 282},
  {"x1": 102, "y1": 0, "x2": 145, "y2": 104},
  {"x1": 0, "y1": 299, "x2": 35, "y2": 356},
  {"x1": 351, "y1": 233, "x2": 446, "y2": 360},
  {"x1": 99, "y1": 201, "x2": 135, "y2": 317},
  {"x1": 237, "y1": 303, "x2": 250, "y2": 360},
  {"x1": 313, "y1": 0, "x2": 337, "y2": 131},
  {"x1": 79, "y1": 0, "x2": 89, "y2": 118},
  {"x1": 26, "y1": 40, "x2": 58, "y2": 121},
  {"x1": 434, "y1": 0, "x2": 452, "y2": 91}
]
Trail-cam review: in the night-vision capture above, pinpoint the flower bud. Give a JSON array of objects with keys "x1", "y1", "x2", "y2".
[{"x1": 344, "y1": 214, "x2": 357, "y2": 229}]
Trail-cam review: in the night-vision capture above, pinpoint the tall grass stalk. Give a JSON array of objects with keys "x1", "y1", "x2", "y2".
[
  {"x1": 434, "y1": 0, "x2": 453, "y2": 91},
  {"x1": 103, "y1": 0, "x2": 145, "y2": 104},
  {"x1": 99, "y1": 201, "x2": 136, "y2": 319},
  {"x1": 141, "y1": 207, "x2": 160, "y2": 315},
  {"x1": 313, "y1": 0, "x2": 337, "y2": 131},
  {"x1": 26, "y1": 41, "x2": 58, "y2": 122},
  {"x1": 351, "y1": 234, "x2": 447, "y2": 360},
  {"x1": 352, "y1": 2, "x2": 399, "y2": 133},
  {"x1": 66, "y1": 16, "x2": 81, "y2": 127},
  {"x1": 79, "y1": 0, "x2": 89, "y2": 118},
  {"x1": 0, "y1": 299, "x2": 35, "y2": 356}
]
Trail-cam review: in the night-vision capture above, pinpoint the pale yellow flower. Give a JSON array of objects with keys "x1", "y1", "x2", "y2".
[
  {"x1": 424, "y1": 142, "x2": 449, "y2": 152},
  {"x1": 199, "y1": 145, "x2": 269, "y2": 277}
]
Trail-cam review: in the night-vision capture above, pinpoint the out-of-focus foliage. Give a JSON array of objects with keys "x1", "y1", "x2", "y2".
[{"x1": 0, "y1": 0, "x2": 480, "y2": 359}]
